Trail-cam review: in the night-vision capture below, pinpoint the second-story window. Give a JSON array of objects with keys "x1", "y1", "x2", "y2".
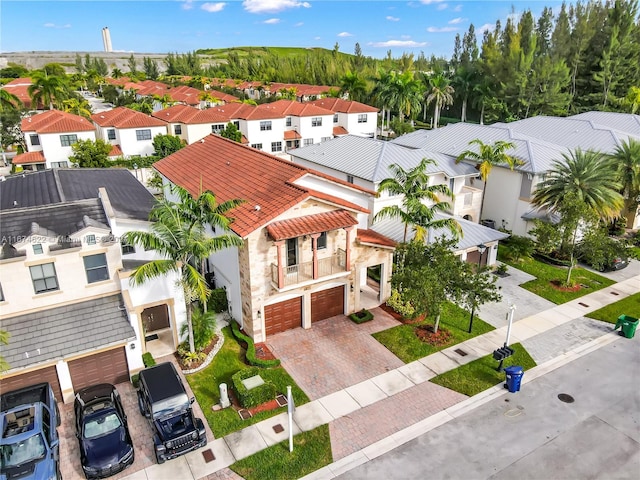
[
  {"x1": 121, "y1": 241, "x2": 135, "y2": 255},
  {"x1": 33, "y1": 244, "x2": 44, "y2": 254},
  {"x1": 30, "y1": 134, "x2": 41, "y2": 146},
  {"x1": 347, "y1": 175, "x2": 354, "y2": 184},
  {"x1": 86, "y1": 234, "x2": 96, "y2": 245},
  {"x1": 333, "y1": 114, "x2": 338, "y2": 124},
  {"x1": 84, "y1": 253, "x2": 109, "y2": 284},
  {"x1": 107, "y1": 129, "x2": 116, "y2": 140},
  {"x1": 358, "y1": 114, "x2": 367, "y2": 123},
  {"x1": 286, "y1": 117, "x2": 292, "y2": 127},
  {"x1": 303, "y1": 138, "x2": 313, "y2": 147},
  {"x1": 251, "y1": 143, "x2": 263, "y2": 150},
  {"x1": 211, "y1": 124, "x2": 224, "y2": 133},
  {"x1": 60, "y1": 134, "x2": 78, "y2": 147},
  {"x1": 317, "y1": 232, "x2": 327, "y2": 250},
  {"x1": 271, "y1": 142, "x2": 282, "y2": 152},
  {"x1": 30, "y1": 263, "x2": 59, "y2": 294},
  {"x1": 311, "y1": 117, "x2": 322, "y2": 127},
  {"x1": 136, "y1": 129, "x2": 152, "y2": 141},
  {"x1": 174, "y1": 125, "x2": 182, "y2": 135},
  {"x1": 260, "y1": 121, "x2": 272, "y2": 131}
]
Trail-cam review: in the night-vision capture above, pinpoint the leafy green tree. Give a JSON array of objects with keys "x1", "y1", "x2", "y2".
[
  {"x1": 143, "y1": 57, "x2": 159, "y2": 80},
  {"x1": 340, "y1": 71, "x2": 367, "y2": 103},
  {"x1": 152, "y1": 134, "x2": 184, "y2": 158},
  {"x1": 610, "y1": 139, "x2": 640, "y2": 228},
  {"x1": 111, "y1": 68, "x2": 124, "y2": 79},
  {"x1": 0, "y1": 89, "x2": 22, "y2": 113},
  {"x1": 0, "y1": 63, "x2": 29, "y2": 78},
  {"x1": 0, "y1": 108, "x2": 26, "y2": 156},
  {"x1": 452, "y1": 66, "x2": 475, "y2": 122},
  {"x1": 62, "y1": 97, "x2": 92, "y2": 118},
  {"x1": 459, "y1": 263, "x2": 502, "y2": 333},
  {"x1": 385, "y1": 71, "x2": 423, "y2": 123},
  {"x1": 69, "y1": 139, "x2": 113, "y2": 168},
  {"x1": 576, "y1": 226, "x2": 630, "y2": 271},
  {"x1": 220, "y1": 122, "x2": 242, "y2": 142}
]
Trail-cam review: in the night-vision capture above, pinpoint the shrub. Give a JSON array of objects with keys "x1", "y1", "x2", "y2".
[
  {"x1": 131, "y1": 373, "x2": 139, "y2": 388},
  {"x1": 495, "y1": 263, "x2": 508, "y2": 275},
  {"x1": 349, "y1": 309, "x2": 374, "y2": 324},
  {"x1": 386, "y1": 289, "x2": 415, "y2": 318},
  {"x1": 142, "y1": 352, "x2": 156, "y2": 367},
  {"x1": 180, "y1": 306, "x2": 217, "y2": 351},
  {"x1": 208, "y1": 288, "x2": 229, "y2": 313},
  {"x1": 502, "y1": 235, "x2": 535, "y2": 262},
  {"x1": 231, "y1": 367, "x2": 277, "y2": 408},
  {"x1": 230, "y1": 320, "x2": 281, "y2": 368}
]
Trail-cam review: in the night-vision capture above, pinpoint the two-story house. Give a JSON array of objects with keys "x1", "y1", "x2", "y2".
[
  {"x1": 92, "y1": 107, "x2": 168, "y2": 157},
  {"x1": 153, "y1": 134, "x2": 396, "y2": 343},
  {"x1": 0, "y1": 168, "x2": 186, "y2": 403},
  {"x1": 14, "y1": 110, "x2": 97, "y2": 170},
  {"x1": 308, "y1": 98, "x2": 379, "y2": 138}
]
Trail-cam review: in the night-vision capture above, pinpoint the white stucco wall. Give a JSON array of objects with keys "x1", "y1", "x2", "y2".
[
  {"x1": 342, "y1": 112, "x2": 377, "y2": 137},
  {"x1": 118, "y1": 126, "x2": 167, "y2": 157},
  {"x1": 244, "y1": 118, "x2": 286, "y2": 153},
  {"x1": 297, "y1": 115, "x2": 333, "y2": 145},
  {"x1": 38, "y1": 131, "x2": 96, "y2": 166}
]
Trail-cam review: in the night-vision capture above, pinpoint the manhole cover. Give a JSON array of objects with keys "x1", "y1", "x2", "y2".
[
  {"x1": 454, "y1": 348, "x2": 468, "y2": 357},
  {"x1": 202, "y1": 449, "x2": 215, "y2": 463},
  {"x1": 273, "y1": 424, "x2": 284, "y2": 434},
  {"x1": 558, "y1": 393, "x2": 575, "y2": 403}
]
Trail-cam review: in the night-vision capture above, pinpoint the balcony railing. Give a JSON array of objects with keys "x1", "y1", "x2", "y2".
[{"x1": 271, "y1": 249, "x2": 347, "y2": 288}]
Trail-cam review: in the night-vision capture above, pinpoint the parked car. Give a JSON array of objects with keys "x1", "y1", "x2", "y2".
[
  {"x1": 74, "y1": 384, "x2": 134, "y2": 479},
  {"x1": 136, "y1": 362, "x2": 206, "y2": 464}
]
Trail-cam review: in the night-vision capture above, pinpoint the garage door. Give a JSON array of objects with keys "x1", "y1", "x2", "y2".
[
  {"x1": 311, "y1": 286, "x2": 345, "y2": 323},
  {"x1": 68, "y1": 347, "x2": 129, "y2": 392},
  {"x1": 0, "y1": 366, "x2": 62, "y2": 401},
  {"x1": 264, "y1": 297, "x2": 302, "y2": 336}
]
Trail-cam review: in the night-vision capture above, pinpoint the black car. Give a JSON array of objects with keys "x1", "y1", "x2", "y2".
[{"x1": 74, "y1": 384, "x2": 135, "y2": 479}]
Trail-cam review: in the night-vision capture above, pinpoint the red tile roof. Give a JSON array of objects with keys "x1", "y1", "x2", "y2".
[
  {"x1": 12, "y1": 151, "x2": 45, "y2": 165},
  {"x1": 266, "y1": 210, "x2": 358, "y2": 241},
  {"x1": 108, "y1": 144, "x2": 123, "y2": 157},
  {"x1": 153, "y1": 103, "x2": 244, "y2": 124},
  {"x1": 3, "y1": 77, "x2": 32, "y2": 87},
  {"x1": 21, "y1": 110, "x2": 96, "y2": 133},
  {"x1": 333, "y1": 126, "x2": 349, "y2": 136},
  {"x1": 357, "y1": 229, "x2": 396, "y2": 248},
  {"x1": 154, "y1": 134, "x2": 370, "y2": 238},
  {"x1": 92, "y1": 107, "x2": 167, "y2": 129},
  {"x1": 105, "y1": 77, "x2": 132, "y2": 86},
  {"x1": 284, "y1": 130, "x2": 302, "y2": 140},
  {"x1": 309, "y1": 98, "x2": 379, "y2": 113},
  {"x1": 2, "y1": 79, "x2": 39, "y2": 109}
]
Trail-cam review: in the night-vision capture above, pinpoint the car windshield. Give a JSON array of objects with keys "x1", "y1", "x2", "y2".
[
  {"x1": 83, "y1": 413, "x2": 122, "y2": 439},
  {"x1": 156, "y1": 412, "x2": 194, "y2": 438},
  {"x1": 0, "y1": 433, "x2": 47, "y2": 468}
]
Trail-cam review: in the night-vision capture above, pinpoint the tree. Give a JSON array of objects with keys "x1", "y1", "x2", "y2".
[
  {"x1": 122, "y1": 185, "x2": 244, "y2": 352},
  {"x1": 28, "y1": 71, "x2": 70, "y2": 110},
  {"x1": 0, "y1": 89, "x2": 22, "y2": 113},
  {"x1": 69, "y1": 139, "x2": 113, "y2": 168},
  {"x1": 220, "y1": 122, "x2": 242, "y2": 142},
  {"x1": 459, "y1": 263, "x2": 502, "y2": 333},
  {"x1": 0, "y1": 108, "x2": 26, "y2": 157},
  {"x1": 143, "y1": 57, "x2": 160, "y2": 80},
  {"x1": 128, "y1": 54, "x2": 138, "y2": 76},
  {"x1": 610, "y1": 139, "x2": 640, "y2": 228},
  {"x1": 374, "y1": 158, "x2": 460, "y2": 242},
  {"x1": 425, "y1": 73, "x2": 454, "y2": 128},
  {"x1": 62, "y1": 97, "x2": 92, "y2": 118},
  {"x1": 452, "y1": 67, "x2": 475, "y2": 122},
  {"x1": 385, "y1": 71, "x2": 423, "y2": 123},
  {"x1": 340, "y1": 71, "x2": 367, "y2": 103},
  {"x1": 111, "y1": 68, "x2": 124, "y2": 79},
  {"x1": 152, "y1": 134, "x2": 184, "y2": 158}
]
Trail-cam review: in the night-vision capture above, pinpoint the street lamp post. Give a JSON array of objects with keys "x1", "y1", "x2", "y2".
[{"x1": 468, "y1": 244, "x2": 487, "y2": 334}]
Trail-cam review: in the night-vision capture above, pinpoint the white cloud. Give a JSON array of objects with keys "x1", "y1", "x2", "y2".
[
  {"x1": 386, "y1": 16, "x2": 399, "y2": 21},
  {"x1": 314, "y1": 36, "x2": 321, "y2": 40},
  {"x1": 181, "y1": 0, "x2": 194, "y2": 10},
  {"x1": 437, "y1": 3, "x2": 448, "y2": 11},
  {"x1": 420, "y1": 0, "x2": 445, "y2": 4},
  {"x1": 448, "y1": 17, "x2": 465, "y2": 24},
  {"x1": 477, "y1": 23, "x2": 493, "y2": 34},
  {"x1": 201, "y1": 2, "x2": 226, "y2": 12},
  {"x1": 43, "y1": 22, "x2": 71, "y2": 29},
  {"x1": 263, "y1": 18, "x2": 280, "y2": 24},
  {"x1": 243, "y1": 0, "x2": 311, "y2": 14},
  {"x1": 453, "y1": 4, "x2": 462, "y2": 12},
  {"x1": 368, "y1": 40, "x2": 428, "y2": 48},
  {"x1": 294, "y1": 22, "x2": 304, "y2": 27},
  {"x1": 337, "y1": 31, "x2": 353, "y2": 37},
  {"x1": 427, "y1": 26, "x2": 457, "y2": 32}
]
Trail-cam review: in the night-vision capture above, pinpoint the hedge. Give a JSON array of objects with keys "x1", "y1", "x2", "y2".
[
  {"x1": 142, "y1": 352, "x2": 156, "y2": 367},
  {"x1": 231, "y1": 320, "x2": 281, "y2": 368},
  {"x1": 231, "y1": 367, "x2": 277, "y2": 408},
  {"x1": 349, "y1": 309, "x2": 374, "y2": 324}
]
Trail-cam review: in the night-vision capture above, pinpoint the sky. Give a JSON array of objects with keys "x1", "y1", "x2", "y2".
[{"x1": 0, "y1": 0, "x2": 557, "y2": 59}]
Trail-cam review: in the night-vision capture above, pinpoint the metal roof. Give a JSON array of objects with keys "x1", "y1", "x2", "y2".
[
  {"x1": 290, "y1": 135, "x2": 478, "y2": 182},
  {"x1": 570, "y1": 112, "x2": 640, "y2": 137}
]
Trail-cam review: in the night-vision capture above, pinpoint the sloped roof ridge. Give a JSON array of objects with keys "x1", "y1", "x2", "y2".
[{"x1": 372, "y1": 140, "x2": 389, "y2": 181}]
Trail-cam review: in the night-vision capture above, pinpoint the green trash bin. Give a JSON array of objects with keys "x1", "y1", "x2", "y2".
[{"x1": 615, "y1": 315, "x2": 639, "y2": 339}]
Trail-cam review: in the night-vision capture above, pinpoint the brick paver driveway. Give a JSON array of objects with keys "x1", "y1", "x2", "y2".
[{"x1": 266, "y1": 306, "x2": 403, "y2": 400}]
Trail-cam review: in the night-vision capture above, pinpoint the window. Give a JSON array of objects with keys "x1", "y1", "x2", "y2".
[
  {"x1": 30, "y1": 134, "x2": 40, "y2": 146},
  {"x1": 311, "y1": 117, "x2": 322, "y2": 127},
  {"x1": 86, "y1": 234, "x2": 96, "y2": 245},
  {"x1": 121, "y1": 241, "x2": 135, "y2": 255},
  {"x1": 321, "y1": 137, "x2": 332, "y2": 142},
  {"x1": 333, "y1": 114, "x2": 338, "y2": 124},
  {"x1": 260, "y1": 121, "x2": 272, "y2": 131},
  {"x1": 174, "y1": 125, "x2": 182, "y2": 135},
  {"x1": 107, "y1": 129, "x2": 116, "y2": 140},
  {"x1": 271, "y1": 142, "x2": 283, "y2": 152},
  {"x1": 233, "y1": 121, "x2": 240, "y2": 129},
  {"x1": 83, "y1": 253, "x2": 109, "y2": 284},
  {"x1": 358, "y1": 114, "x2": 367, "y2": 123},
  {"x1": 33, "y1": 244, "x2": 43, "y2": 255},
  {"x1": 317, "y1": 232, "x2": 327, "y2": 250},
  {"x1": 347, "y1": 175, "x2": 354, "y2": 184},
  {"x1": 449, "y1": 177, "x2": 455, "y2": 194},
  {"x1": 303, "y1": 138, "x2": 314, "y2": 147},
  {"x1": 136, "y1": 129, "x2": 152, "y2": 141},
  {"x1": 60, "y1": 134, "x2": 78, "y2": 147},
  {"x1": 286, "y1": 117, "x2": 292, "y2": 127},
  {"x1": 251, "y1": 143, "x2": 262, "y2": 150},
  {"x1": 211, "y1": 124, "x2": 224, "y2": 133},
  {"x1": 0, "y1": 283, "x2": 4, "y2": 302},
  {"x1": 30, "y1": 263, "x2": 59, "y2": 294},
  {"x1": 51, "y1": 161, "x2": 68, "y2": 168},
  {"x1": 520, "y1": 173, "x2": 533, "y2": 199}
]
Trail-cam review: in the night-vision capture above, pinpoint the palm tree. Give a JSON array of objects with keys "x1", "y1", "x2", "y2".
[
  {"x1": 471, "y1": 80, "x2": 493, "y2": 125},
  {"x1": 626, "y1": 86, "x2": 640, "y2": 114},
  {"x1": 374, "y1": 158, "x2": 460, "y2": 242},
  {"x1": 0, "y1": 89, "x2": 22, "y2": 113},
  {"x1": 386, "y1": 71, "x2": 423, "y2": 123},
  {"x1": 425, "y1": 73, "x2": 455, "y2": 129},
  {"x1": 610, "y1": 139, "x2": 640, "y2": 228},
  {"x1": 452, "y1": 67, "x2": 475, "y2": 123},
  {"x1": 28, "y1": 71, "x2": 70, "y2": 110},
  {"x1": 111, "y1": 68, "x2": 124, "y2": 79},
  {"x1": 456, "y1": 139, "x2": 520, "y2": 218},
  {"x1": 370, "y1": 69, "x2": 393, "y2": 134},
  {"x1": 62, "y1": 97, "x2": 92, "y2": 118},
  {"x1": 122, "y1": 185, "x2": 244, "y2": 352},
  {"x1": 152, "y1": 93, "x2": 174, "y2": 109},
  {"x1": 340, "y1": 71, "x2": 367, "y2": 103}
]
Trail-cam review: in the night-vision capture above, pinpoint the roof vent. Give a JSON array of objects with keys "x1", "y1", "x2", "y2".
[
  {"x1": 13, "y1": 200, "x2": 18, "y2": 206},
  {"x1": 200, "y1": 139, "x2": 205, "y2": 143},
  {"x1": 254, "y1": 205, "x2": 261, "y2": 211}
]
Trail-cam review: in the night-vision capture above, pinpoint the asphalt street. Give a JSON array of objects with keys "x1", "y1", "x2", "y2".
[{"x1": 338, "y1": 335, "x2": 640, "y2": 480}]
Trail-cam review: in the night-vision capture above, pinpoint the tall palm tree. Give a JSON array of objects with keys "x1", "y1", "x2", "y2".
[
  {"x1": 122, "y1": 186, "x2": 244, "y2": 352},
  {"x1": 456, "y1": 139, "x2": 520, "y2": 218},
  {"x1": 610, "y1": 139, "x2": 640, "y2": 227},
  {"x1": 28, "y1": 71, "x2": 70, "y2": 110},
  {"x1": 386, "y1": 71, "x2": 423, "y2": 123},
  {"x1": 370, "y1": 69, "x2": 394, "y2": 133},
  {"x1": 111, "y1": 68, "x2": 124, "y2": 79},
  {"x1": 340, "y1": 71, "x2": 367, "y2": 103},
  {"x1": 425, "y1": 73, "x2": 455, "y2": 129},
  {"x1": 374, "y1": 158, "x2": 460, "y2": 242},
  {"x1": 0, "y1": 89, "x2": 22, "y2": 113},
  {"x1": 471, "y1": 80, "x2": 493, "y2": 125},
  {"x1": 62, "y1": 97, "x2": 92, "y2": 118},
  {"x1": 452, "y1": 67, "x2": 475, "y2": 123}
]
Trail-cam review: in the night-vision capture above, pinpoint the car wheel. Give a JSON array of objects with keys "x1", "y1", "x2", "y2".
[{"x1": 155, "y1": 450, "x2": 165, "y2": 465}]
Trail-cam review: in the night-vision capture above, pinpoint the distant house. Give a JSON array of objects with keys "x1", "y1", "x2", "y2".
[
  {"x1": 15, "y1": 110, "x2": 97, "y2": 170},
  {"x1": 308, "y1": 98, "x2": 379, "y2": 138},
  {"x1": 1, "y1": 77, "x2": 41, "y2": 110}
]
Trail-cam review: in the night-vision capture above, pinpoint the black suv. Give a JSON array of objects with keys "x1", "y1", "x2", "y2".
[{"x1": 136, "y1": 362, "x2": 207, "y2": 464}]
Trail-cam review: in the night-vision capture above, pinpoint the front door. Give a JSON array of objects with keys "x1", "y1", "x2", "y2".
[{"x1": 142, "y1": 304, "x2": 170, "y2": 333}]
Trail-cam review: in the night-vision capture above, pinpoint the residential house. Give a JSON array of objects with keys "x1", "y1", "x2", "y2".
[
  {"x1": 0, "y1": 168, "x2": 186, "y2": 403},
  {"x1": 1, "y1": 77, "x2": 41, "y2": 110},
  {"x1": 92, "y1": 107, "x2": 168, "y2": 157},
  {"x1": 308, "y1": 98, "x2": 379, "y2": 138},
  {"x1": 14, "y1": 110, "x2": 97, "y2": 170},
  {"x1": 153, "y1": 134, "x2": 396, "y2": 342}
]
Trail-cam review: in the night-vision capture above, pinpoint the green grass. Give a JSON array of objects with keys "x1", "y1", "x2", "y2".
[
  {"x1": 230, "y1": 425, "x2": 332, "y2": 480},
  {"x1": 186, "y1": 326, "x2": 309, "y2": 438},
  {"x1": 430, "y1": 343, "x2": 537, "y2": 397},
  {"x1": 586, "y1": 292, "x2": 640, "y2": 324},
  {"x1": 372, "y1": 302, "x2": 495, "y2": 363},
  {"x1": 498, "y1": 250, "x2": 615, "y2": 304}
]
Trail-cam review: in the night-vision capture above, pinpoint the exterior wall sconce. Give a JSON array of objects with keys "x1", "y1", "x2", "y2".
[
  {"x1": 257, "y1": 310, "x2": 262, "y2": 319},
  {"x1": 130, "y1": 343, "x2": 136, "y2": 350}
]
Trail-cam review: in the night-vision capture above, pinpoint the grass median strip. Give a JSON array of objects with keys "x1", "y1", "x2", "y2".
[
  {"x1": 586, "y1": 292, "x2": 640, "y2": 324},
  {"x1": 430, "y1": 343, "x2": 536, "y2": 397}
]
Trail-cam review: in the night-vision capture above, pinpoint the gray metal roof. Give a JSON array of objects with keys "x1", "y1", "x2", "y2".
[
  {"x1": 0, "y1": 168, "x2": 155, "y2": 221},
  {"x1": 1, "y1": 294, "x2": 135, "y2": 371},
  {"x1": 371, "y1": 212, "x2": 509, "y2": 251},
  {"x1": 570, "y1": 112, "x2": 640, "y2": 137},
  {"x1": 521, "y1": 209, "x2": 561, "y2": 224},
  {"x1": 290, "y1": 135, "x2": 478, "y2": 182}
]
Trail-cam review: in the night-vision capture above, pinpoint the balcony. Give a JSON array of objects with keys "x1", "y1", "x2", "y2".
[{"x1": 271, "y1": 249, "x2": 346, "y2": 288}]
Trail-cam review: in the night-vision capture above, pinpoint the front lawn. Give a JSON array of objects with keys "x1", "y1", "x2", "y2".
[
  {"x1": 230, "y1": 425, "x2": 332, "y2": 480},
  {"x1": 586, "y1": 292, "x2": 640, "y2": 324},
  {"x1": 186, "y1": 326, "x2": 309, "y2": 438},
  {"x1": 498, "y1": 249, "x2": 614, "y2": 304},
  {"x1": 372, "y1": 302, "x2": 495, "y2": 364},
  {"x1": 430, "y1": 343, "x2": 536, "y2": 397}
]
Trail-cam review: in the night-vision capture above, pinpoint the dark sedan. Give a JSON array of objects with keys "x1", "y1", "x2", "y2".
[{"x1": 74, "y1": 384, "x2": 135, "y2": 479}]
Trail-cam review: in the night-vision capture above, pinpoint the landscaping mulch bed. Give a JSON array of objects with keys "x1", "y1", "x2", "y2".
[
  {"x1": 414, "y1": 326, "x2": 453, "y2": 346},
  {"x1": 379, "y1": 303, "x2": 425, "y2": 324},
  {"x1": 550, "y1": 280, "x2": 582, "y2": 292},
  {"x1": 254, "y1": 342, "x2": 277, "y2": 361},
  {"x1": 227, "y1": 387, "x2": 284, "y2": 419},
  {"x1": 174, "y1": 334, "x2": 219, "y2": 370}
]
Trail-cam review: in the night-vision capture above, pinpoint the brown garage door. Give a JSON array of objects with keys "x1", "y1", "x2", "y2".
[
  {"x1": 311, "y1": 285, "x2": 345, "y2": 323},
  {"x1": 0, "y1": 366, "x2": 62, "y2": 401},
  {"x1": 68, "y1": 347, "x2": 129, "y2": 392},
  {"x1": 264, "y1": 297, "x2": 302, "y2": 336}
]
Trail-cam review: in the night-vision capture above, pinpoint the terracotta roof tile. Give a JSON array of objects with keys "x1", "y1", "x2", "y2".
[
  {"x1": 284, "y1": 130, "x2": 302, "y2": 140},
  {"x1": 12, "y1": 151, "x2": 45, "y2": 165},
  {"x1": 267, "y1": 210, "x2": 358, "y2": 240},
  {"x1": 108, "y1": 144, "x2": 123, "y2": 156},
  {"x1": 333, "y1": 126, "x2": 349, "y2": 136},
  {"x1": 310, "y1": 98, "x2": 379, "y2": 113},
  {"x1": 357, "y1": 228, "x2": 396, "y2": 248},
  {"x1": 92, "y1": 107, "x2": 167, "y2": 129},
  {"x1": 3, "y1": 78, "x2": 32, "y2": 87},
  {"x1": 21, "y1": 110, "x2": 96, "y2": 133}
]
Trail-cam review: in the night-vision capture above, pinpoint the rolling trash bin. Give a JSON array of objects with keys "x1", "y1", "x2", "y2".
[
  {"x1": 504, "y1": 365, "x2": 524, "y2": 393},
  {"x1": 614, "y1": 315, "x2": 639, "y2": 339}
]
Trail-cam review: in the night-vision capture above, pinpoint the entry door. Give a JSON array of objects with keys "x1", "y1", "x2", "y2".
[
  {"x1": 286, "y1": 238, "x2": 298, "y2": 267},
  {"x1": 142, "y1": 304, "x2": 170, "y2": 332}
]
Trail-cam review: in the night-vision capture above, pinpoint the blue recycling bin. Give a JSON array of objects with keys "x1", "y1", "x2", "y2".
[{"x1": 504, "y1": 365, "x2": 524, "y2": 393}]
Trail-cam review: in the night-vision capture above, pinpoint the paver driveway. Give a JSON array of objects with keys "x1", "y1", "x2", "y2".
[{"x1": 266, "y1": 306, "x2": 403, "y2": 400}]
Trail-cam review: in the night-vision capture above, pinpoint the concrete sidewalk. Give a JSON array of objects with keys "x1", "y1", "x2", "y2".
[{"x1": 121, "y1": 274, "x2": 640, "y2": 480}]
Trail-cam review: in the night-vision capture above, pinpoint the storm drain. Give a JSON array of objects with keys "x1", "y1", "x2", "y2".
[
  {"x1": 454, "y1": 348, "x2": 468, "y2": 356},
  {"x1": 558, "y1": 393, "x2": 575, "y2": 403},
  {"x1": 578, "y1": 302, "x2": 589, "y2": 308},
  {"x1": 238, "y1": 409, "x2": 252, "y2": 420},
  {"x1": 202, "y1": 449, "x2": 216, "y2": 463},
  {"x1": 273, "y1": 424, "x2": 284, "y2": 434},
  {"x1": 611, "y1": 291, "x2": 620, "y2": 296},
  {"x1": 276, "y1": 394, "x2": 288, "y2": 407}
]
